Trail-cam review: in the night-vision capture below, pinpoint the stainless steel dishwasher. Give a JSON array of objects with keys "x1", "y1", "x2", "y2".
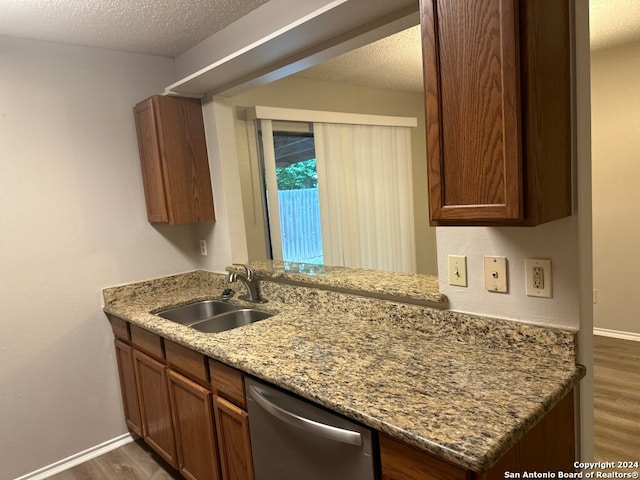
[{"x1": 245, "y1": 376, "x2": 377, "y2": 480}]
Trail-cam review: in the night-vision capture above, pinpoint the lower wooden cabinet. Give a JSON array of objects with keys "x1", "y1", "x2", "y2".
[
  {"x1": 111, "y1": 318, "x2": 252, "y2": 480},
  {"x1": 133, "y1": 349, "x2": 178, "y2": 468},
  {"x1": 380, "y1": 434, "x2": 467, "y2": 480},
  {"x1": 213, "y1": 396, "x2": 254, "y2": 480},
  {"x1": 381, "y1": 390, "x2": 576, "y2": 480},
  {"x1": 113, "y1": 340, "x2": 143, "y2": 436},
  {"x1": 168, "y1": 370, "x2": 220, "y2": 480}
]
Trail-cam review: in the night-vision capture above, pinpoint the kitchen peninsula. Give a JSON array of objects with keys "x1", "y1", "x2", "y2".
[{"x1": 103, "y1": 266, "x2": 584, "y2": 479}]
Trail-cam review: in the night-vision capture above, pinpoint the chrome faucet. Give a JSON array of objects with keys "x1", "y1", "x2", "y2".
[{"x1": 227, "y1": 264, "x2": 266, "y2": 303}]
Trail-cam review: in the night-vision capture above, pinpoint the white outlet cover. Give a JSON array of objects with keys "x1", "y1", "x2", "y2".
[
  {"x1": 525, "y1": 258, "x2": 552, "y2": 298},
  {"x1": 484, "y1": 256, "x2": 508, "y2": 293},
  {"x1": 448, "y1": 255, "x2": 467, "y2": 287}
]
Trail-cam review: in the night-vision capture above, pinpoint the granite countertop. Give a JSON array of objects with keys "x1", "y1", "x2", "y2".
[
  {"x1": 240, "y1": 260, "x2": 447, "y2": 306},
  {"x1": 103, "y1": 270, "x2": 584, "y2": 473}
]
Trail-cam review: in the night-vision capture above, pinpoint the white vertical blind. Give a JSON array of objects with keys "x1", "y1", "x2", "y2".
[
  {"x1": 314, "y1": 122, "x2": 416, "y2": 273},
  {"x1": 259, "y1": 119, "x2": 284, "y2": 261}
]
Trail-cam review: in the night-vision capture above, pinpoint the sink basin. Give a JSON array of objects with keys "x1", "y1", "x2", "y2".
[
  {"x1": 157, "y1": 300, "x2": 240, "y2": 325},
  {"x1": 190, "y1": 309, "x2": 273, "y2": 333}
]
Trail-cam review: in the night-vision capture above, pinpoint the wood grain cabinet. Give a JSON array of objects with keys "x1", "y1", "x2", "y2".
[
  {"x1": 133, "y1": 349, "x2": 178, "y2": 468},
  {"x1": 111, "y1": 320, "x2": 218, "y2": 479},
  {"x1": 421, "y1": 0, "x2": 572, "y2": 226},
  {"x1": 166, "y1": 339, "x2": 220, "y2": 480},
  {"x1": 380, "y1": 434, "x2": 467, "y2": 480},
  {"x1": 113, "y1": 340, "x2": 143, "y2": 437},
  {"x1": 168, "y1": 370, "x2": 220, "y2": 480},
  {"x1": 133, "y1": 95, "x2": 215, "y2": 225},
  {"x1": 210, "y1": 359, "x2": 254, "y2": 480},
  {"x1": 381, "y1": 390, "x2": 575, "y2": 480}
]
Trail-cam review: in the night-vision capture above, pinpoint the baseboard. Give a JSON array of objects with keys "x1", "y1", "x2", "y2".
[
  {"x1": 14, "y1": 433, "x2": 134, "y2": 480},
  {"x1": 593, "y1": 327, "x2": 640, "y2": 342}
]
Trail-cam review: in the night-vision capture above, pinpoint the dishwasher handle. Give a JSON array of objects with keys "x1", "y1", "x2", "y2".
[{"x1": 248, "y1": 385, "x2": 363, "y2": 447}]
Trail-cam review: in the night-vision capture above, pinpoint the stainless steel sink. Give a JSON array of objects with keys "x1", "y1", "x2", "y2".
[
  {"x1": 156, "y1": 300, "x2": 273, "y2": 333},
  {"x1": 156, "y1": 300, "x2": 240, "y2": 325},
  {"x1": 190, "y1": 309, "x2": 273, "y2": 333}
]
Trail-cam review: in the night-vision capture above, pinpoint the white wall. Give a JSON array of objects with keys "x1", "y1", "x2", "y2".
[
  {"x1": 193, "y1": 97, "x2": 246, "y2": 271},
  {"x1": 0, "y1": 36, "x2": 210, "y2": 479},
  {"x1": 437, "y1": 218, "x2": 580, "y2": 329},
  {"x1": 591, "y1": 40, "x2": 640, "y2": 336}
]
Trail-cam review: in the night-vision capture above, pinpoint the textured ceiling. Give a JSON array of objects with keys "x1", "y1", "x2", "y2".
[
  {"x1": 590, "y1": 0, "x2": 640, "y2": 51},
  {"x1": 0, "y1": 0, "x2": 268, "y2": 57},
  {"x1": 0, "y1": 0, "x2": 637, "y2": 80},
  {"x1": 294, "y1": 25, "x2": 424, "y2": 94},
  {"x1": 295, "y1": 0, "x2": 640, "y2": 93}
]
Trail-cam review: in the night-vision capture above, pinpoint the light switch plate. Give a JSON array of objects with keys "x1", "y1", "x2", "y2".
[
  {"x1": 484, "y1": 256, "x2": 508, "y2": 293},
  {"x1": 448, "y1": 255, "x2": 467, "y2": 287},
  {"x1": 525, "y1": 258, "x2": 552, "y2": 298}
]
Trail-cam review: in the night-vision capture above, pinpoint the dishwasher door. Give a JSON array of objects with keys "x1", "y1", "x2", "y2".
[{"x1": 245, "y1": 377, "x2": 377, "y2": 480}]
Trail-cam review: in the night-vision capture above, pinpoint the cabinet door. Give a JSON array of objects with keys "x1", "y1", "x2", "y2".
[
  {"x1": 168, "y1": 370, "x2": 221, "y2": 480},
  {"x1": 133, "y1": 349, "x2": 178, "y2": 468},
  {"x1": 213, "y1": 396, "x2": 254, "y2": 480},
  {"x1": 133, "y1": 97, "x2": 169, "y2": 223},
  {"x1": 154, "y1": 96, "x2": 215, "y2": 225},
  {"x1": 421, "y1": 0, "x2": 522, "y2": 224},
  {"x1": 113, "y1": 340, "x2": 142, "y2": 436},
  {"x1": 133, "y1": 95, "x2": 215, "y2": 225},
  {"x1": 380, "y1": 434, "x2": 468, "y2": 480}
]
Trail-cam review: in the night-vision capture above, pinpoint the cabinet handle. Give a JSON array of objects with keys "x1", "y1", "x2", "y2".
[{"x1": 248, "y1": 385, "x2": 363, "y2": 446}]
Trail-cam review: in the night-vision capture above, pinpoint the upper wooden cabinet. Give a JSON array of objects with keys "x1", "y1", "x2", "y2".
[
  {"x1": 133, "y1": 95, "x2": 215, "y2": 224},
  {"x1": 421, "y1": 0, "x2": 572, "y2": 226}
]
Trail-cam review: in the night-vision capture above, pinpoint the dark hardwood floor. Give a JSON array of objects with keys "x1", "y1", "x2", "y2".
[
  {"x1": 593, "y1": 335, "x2": 640, "y2": 462},
  {"x1": 48, "y1": 335, "x2": 639, "y2": 478}
]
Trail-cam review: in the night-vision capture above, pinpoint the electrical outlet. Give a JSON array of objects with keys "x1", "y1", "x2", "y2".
[
  {"x1": 533, "y1": 266, "x2": 544, "y2": 289},
  {"x1": 525, "y1": 258, "x2": 552, "y2": 298},
  {"x1": 200, "y1": 240, "x2": 208, "y2": 256},
  {"x1": 484, "y1": 256, "x2": 508, "y2": 293},
  {"x1": 448, "y1": 255, "x2": 467, "y2": 287}
]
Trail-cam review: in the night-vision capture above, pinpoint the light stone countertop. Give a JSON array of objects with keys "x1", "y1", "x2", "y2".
[
  {"x1": 103, "y1": 270, "x2": 584, "y2": 473},
  {"x1": 238, "y1": 260, "x2": 447, "y2": 306}
]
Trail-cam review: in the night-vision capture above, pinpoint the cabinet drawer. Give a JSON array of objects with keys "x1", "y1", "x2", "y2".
[
  {"x1": 165, "y1": 340, "x2": 209, "y2": 386},
  {"x1": 209, "y1": 359, "x2": 246, "y2": 409},
  {"x1": 109, "y1": 315, "x2": 130, "y2": 342},
  {"x1": 130, "y1": 325, "x2": 164, "y2": 360}
]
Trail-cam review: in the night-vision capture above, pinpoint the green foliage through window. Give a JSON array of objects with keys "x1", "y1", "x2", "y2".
[{"x1": 276, "y1": 159, "x2": 318, "y2": 190}]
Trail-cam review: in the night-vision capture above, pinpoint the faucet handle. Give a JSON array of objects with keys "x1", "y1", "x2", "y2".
[{"x1": 231, "y1": 263, "x2": 254, "y2": 281}]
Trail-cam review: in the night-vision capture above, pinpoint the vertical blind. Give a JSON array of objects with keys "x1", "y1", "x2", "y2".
[{"x1": 314, "y1": 122, "x2": 416, "y2": 273}]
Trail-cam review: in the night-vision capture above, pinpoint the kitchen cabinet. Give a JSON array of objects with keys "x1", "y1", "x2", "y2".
[
  {"x1": 111, "y1": 319, "x2": 221, "y2": 480},
  {"x1": 110, "y1": 316, "x2": 143, "y2": 437},
  {"x1": 421, "y1": 0, "x2": 572, "y2": 226},
  {"x1": 380, "y1": 434, "x2": 466, "y2": 480},
  {"x1": 113, "y1": 340, "x2": 143, "y2": 436},
  {"x1": 168, "y1": 370, "x2": 220, "y2": 480},
  {"x1": 133, "y1": 95, "x2": 215, "y2": 224},
  {"x1": 213, "y1": 397, "x2": 253, "y2": 480},
  {"x1": 166, "y1": 340, "x2": 220, "y2": 480},
  {"x1": 133, "y1": 348, "x2": 178, "y2": 468},
  {"x1": 380, "y1": 389, "x2": 575, "y2": 480},
  {"x1": 209, "y1": 359, "x2": 254, "y2": 480}
]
